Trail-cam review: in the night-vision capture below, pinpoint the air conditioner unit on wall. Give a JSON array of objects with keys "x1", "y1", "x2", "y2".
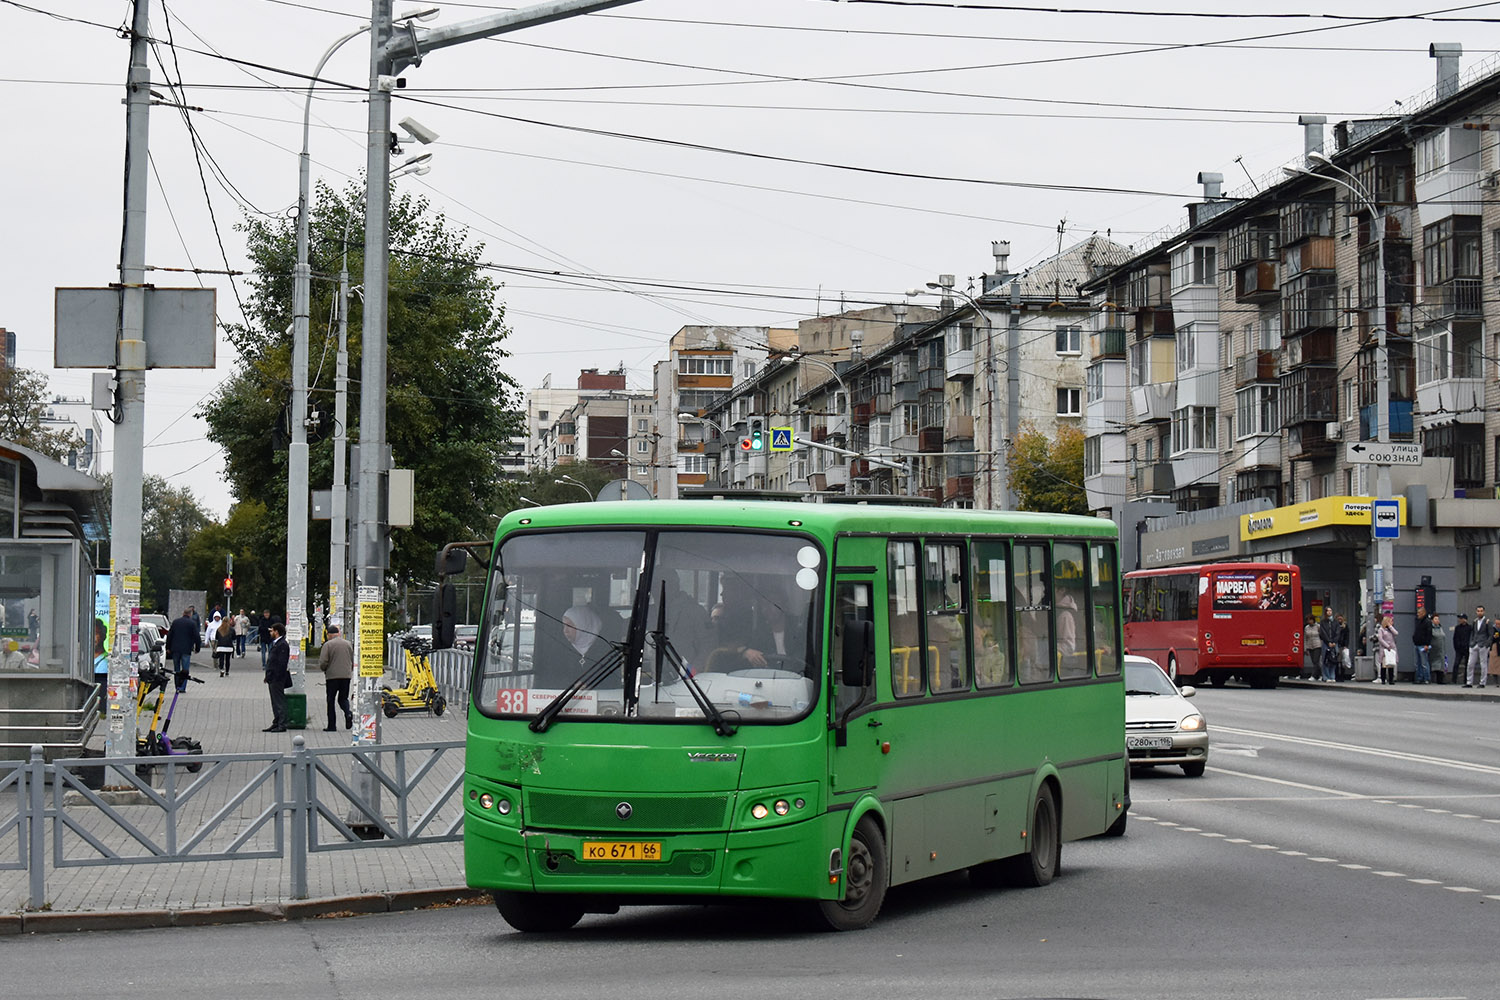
[{"x1": 1325, "y1": 421, "x2": 1344, "y2": 440}]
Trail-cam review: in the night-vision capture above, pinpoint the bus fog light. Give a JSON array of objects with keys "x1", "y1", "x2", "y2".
[
  {"x1": 751, "y1": 803, "x2": 769, "y2": 820},
  {"x1": 479, "y1": 793, "x2": 494, "y2": 810},
  {"x1": 497, "y1": 798, "x2": 513, "y2": 815},
  {"x1": 794, "y1": 798, "x2": 806, "y2": 810},
  {"x1": 774, "y1": 800, "x2": 790, "y2": 816}
]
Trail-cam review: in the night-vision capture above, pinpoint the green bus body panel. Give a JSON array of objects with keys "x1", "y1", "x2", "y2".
[{"x1": 466, "y1": 499, "x2": 1126, "y2": 905}]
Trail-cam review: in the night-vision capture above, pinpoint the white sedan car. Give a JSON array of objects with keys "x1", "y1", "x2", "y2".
[{"x1": 1124, "y1": 654, "x2": 1209, "y2": 777}]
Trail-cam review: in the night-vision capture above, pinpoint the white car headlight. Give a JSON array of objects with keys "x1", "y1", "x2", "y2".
[{"x1": 1179, "y1": 714, "x2": 1206, "y2": 732}]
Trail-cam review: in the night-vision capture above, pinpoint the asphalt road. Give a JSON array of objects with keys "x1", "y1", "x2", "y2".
[{"x1": 8, "y1": 687, "x2": 1499, "y2": 1000}]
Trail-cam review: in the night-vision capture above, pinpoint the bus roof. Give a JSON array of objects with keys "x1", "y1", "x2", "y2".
[
  {"x1": 497, "y1": 499, "x2": 1118, "y2": 541},
  {"x1": 1125, "y1": 561, "x2": 1298, "y2": 577}
]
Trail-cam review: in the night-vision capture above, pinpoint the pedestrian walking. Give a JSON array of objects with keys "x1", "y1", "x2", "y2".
[
  {"x1": 165, "y1": 608, "x2": 201, "y2": 692},
  {"x1": 258, "y1": 609, "x2": 274, "y2": 668},
  {"x1": 1318, "y1": 611, "x2": 1339, "y2": 682},
  {"x1": 263, "y1": 622, "x2": 291, "y2": 732},
  {"x1": 1450, "y1": 613, "x2": 1472, "y2": 685},
  {"x1": 212, "y1": 616, "x2": 235, "y2": 677},
  {"x1": 1303, "y1": 617, "x2": 1322, "y2": 679},
  {"x1": 234, "y1": 610, "x2": 250, "y2": 657},
  {"x1": 1412, "y1": 612, "x2": 1433, "y2": 684},
  {"x1": 1465, "y1": 605, "x2": 1492, "y2": 688},
  {"x1": 316, "y1": 624, "x2": 354, "y2": 732},
  {"x1": 1377, "y1": 614, "x2": 1399, "y2": 685}
]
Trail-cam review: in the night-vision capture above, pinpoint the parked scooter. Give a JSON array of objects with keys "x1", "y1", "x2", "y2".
[{"x1": 135, "y1": 663, "x2": 204, "y2": 774}]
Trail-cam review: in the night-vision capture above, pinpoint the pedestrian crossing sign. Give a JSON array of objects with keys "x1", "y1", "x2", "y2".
[{"x1": 770, "y1": 427, "x2": 793, "y2": 452}]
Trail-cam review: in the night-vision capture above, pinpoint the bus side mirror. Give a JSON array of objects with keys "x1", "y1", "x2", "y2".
[
  {"x1": 433, "y1": 582, "x2": 458, "y2": 650},
  {"x1": 436, "y1": 547, "x2": 467, "y2": 577},
  {"x1": 840, "y1": 617, "x2": 874, "y2": 687}
]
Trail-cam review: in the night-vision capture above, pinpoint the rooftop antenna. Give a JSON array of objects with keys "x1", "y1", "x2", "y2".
[
  {"x1": 1048, "y1": 218, "x2": 1068, "y2": 309},
  {"x1": 1234, "y1": 155, "x2": 1259, "y2": 192}
]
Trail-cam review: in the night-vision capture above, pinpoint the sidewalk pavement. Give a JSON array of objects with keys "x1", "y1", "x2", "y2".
[
  {"x1": 0, "y1": 646, "x2": 480, "y2": 934},
  {"x1": 1280, "y1": 669, "x2": 1500, "y2": 700}
]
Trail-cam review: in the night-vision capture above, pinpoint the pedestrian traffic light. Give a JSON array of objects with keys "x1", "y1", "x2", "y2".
[
  {"x1": 223, "y1": 575, "x2": 233, "y2": 597},
  {"x1": 749, "y1": 418, "x2": 765, "y2": 452}
]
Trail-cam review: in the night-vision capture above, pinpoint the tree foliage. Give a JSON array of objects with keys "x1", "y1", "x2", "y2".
[
  {"x1": 140, "y1": 475, "x2": 214, "y2": 612},
  {"x1": 0, "y1": 367, "x2": 84, "y2": 460},
  {"x1": 184, "y1": 500, "x2": 277, "y2": 615},
  {"x1": 1007, "y1": 422, "x2": 1090, "y2": 515},
  {"x1": 200, "y1": 179, "x2": 522, "y2": 603}
]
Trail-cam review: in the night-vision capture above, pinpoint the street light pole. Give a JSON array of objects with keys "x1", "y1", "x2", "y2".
[{"x1": 1286, "y1": 152, "x2": 1393, "y2": 616}]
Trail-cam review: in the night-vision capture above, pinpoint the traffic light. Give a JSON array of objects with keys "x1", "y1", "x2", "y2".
[
  {"x1": 749, "y1": 418, "x2": 765, "y2": 452},
  {"x1": 223, "y1": 575, "x2": 234, "y2": 597}
]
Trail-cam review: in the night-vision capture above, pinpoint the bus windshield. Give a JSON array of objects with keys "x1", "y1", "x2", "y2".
[{"x1": 475, "y1": 528, "x2": 824, "y2": 725}]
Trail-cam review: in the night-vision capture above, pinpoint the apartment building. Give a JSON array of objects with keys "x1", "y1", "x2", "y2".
[{"x1": 1083, "y1": 44, "x2": 1500, "y2": 646}]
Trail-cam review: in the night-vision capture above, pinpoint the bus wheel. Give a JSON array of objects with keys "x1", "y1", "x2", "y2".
[
  {"x1": 493, "y1": 891, "x2": 584, "y2": 933},
  {"x1": 816, "y1": 817, "x2": 887, "y2": 931},
  {"x1": 1001, "y1": 784, "x2": 1060, "y2": 887},
  {"x1": 1166, "y1": 654, "x2": 1178, "y2": 681}
]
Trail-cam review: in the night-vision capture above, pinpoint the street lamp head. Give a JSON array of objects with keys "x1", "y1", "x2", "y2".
[
  {"x1": 1306, "y1": 150, "x2": 1333, "y2": 167},
  {"x1": 395, "y1": 7, "x2": 441, "y2": 22},
  {"x1": 610, "y1": 448, "x2": 625, "y2": 458},
  {"x1": 398, "y1": 117, "x2": 440, "y2": 145}
]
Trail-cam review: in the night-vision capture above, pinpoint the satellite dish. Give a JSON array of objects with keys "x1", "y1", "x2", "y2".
[{"x1": 597, "y1": 478, "x2": 652, "y2": 501}]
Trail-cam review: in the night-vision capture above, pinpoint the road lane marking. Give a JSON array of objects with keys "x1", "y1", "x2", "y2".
[{"x1": 1213, "y1": 725, "x2": 1500, "y2": 775}]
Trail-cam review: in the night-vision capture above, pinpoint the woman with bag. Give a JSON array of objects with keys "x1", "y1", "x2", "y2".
[
  {"x1": 1377, "y1": 614, "x2": 1399, "y2": 685},
  {"x1": 213, "y1": 616, "x2": 235, "y2": 677}
]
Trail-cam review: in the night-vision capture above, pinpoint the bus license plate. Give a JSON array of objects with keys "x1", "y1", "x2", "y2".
[
  {"x1": 1127, "y1": 736, "x2": 1173, "y2": 750},
  {"x1": 581, "y1": 841, "x2": 661, "y2": 862},
  {"x1": 1241, "y1": 637, "x2": 1265, "y2": 646}
]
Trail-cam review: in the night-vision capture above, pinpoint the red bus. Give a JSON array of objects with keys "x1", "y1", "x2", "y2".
[{"x1": 1123, "y1": 562, "x2": 1303, "y2": 689}]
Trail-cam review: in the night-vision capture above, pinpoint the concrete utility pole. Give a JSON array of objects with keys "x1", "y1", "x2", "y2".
[
  {"x1": 105, "y1": 0, "x2": 152, "y2": 763},
  {"x1": 352, "y1": 0, "x2": 645, "y2": 742}
]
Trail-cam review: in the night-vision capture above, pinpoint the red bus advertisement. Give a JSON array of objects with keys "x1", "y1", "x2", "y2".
[{"x1": 1124, "y1": 562, "x2": 1303, "y2": 688}]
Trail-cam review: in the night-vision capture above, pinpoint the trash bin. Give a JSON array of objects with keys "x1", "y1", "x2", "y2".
[
  {"x1": 285, "y1": 692, "x2": 307, "y2": 729},
  {"x1": 1354, "y1": 655, "x2": 1375, "y2": 682}
]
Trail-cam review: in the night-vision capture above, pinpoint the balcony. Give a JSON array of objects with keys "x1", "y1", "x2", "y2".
[
  {"x1": 1130, "y1": 382, "x2": 1175, "y2": 422},
  {"x1": 918, "y1": 486, "x2": 944, "y2": 502},
  {"x1": 1423, "y1": 278, "x2": 1482, "y2": 319},
  {"x1": 1090, "y1": 327, "x2": 1126, "y2": 360},
  {"x1": 1416, "y1": 376, "x2": 1484, "y2": 425},
  {"x1": 1234, "y1": 261, "x2": 1279, "y2": 304},
  {"x1": 849, "y1": 459, "x2": 870, "y2": 479},
  {"x1": 1358, "y1": 304, "x2": 1412, "y2": 344},
  {"x1": 1286, "y1": 422, "x2": 1338, "y2": 460},
  {"x1": 677, "y1": 438, "x2": 705, "y2": 453},
  {"x1": 1286, "y1": 329, "x2": 1335, "y2": 368},
  {"x1": 824, "y1": 465, "x2": 849, "y2": 488},
  {"x1": 944, "y1": 475, "x2": 974, "y2": 499},
  {"x1": 919, "y1": 427, "x2": 944, "y2": 453},
  {"x1": 851, "y1": 401, "x2": 873, "y2": 425},
  {"x1": 1138, "y1": 462, "x2": 1174, "y2": 495},
  {"x1": 1280, "y1": 366, "x2": 1337, "y2": 425},
  {"x1": 918, "y1": 369, "x2": 944, "y2": 393},
  {"x1": 871, "y1": 392, "x2": 892, "y2": 415},
  {"x1": 944, "y1": 413, "x2": 974, "y2": 441},
  {"x1": 1234, "y1": 350, "x2": 1277, "y2": 387},
  {"x1": 946, "y1": 349, "x2": 975, "y2": 380}
]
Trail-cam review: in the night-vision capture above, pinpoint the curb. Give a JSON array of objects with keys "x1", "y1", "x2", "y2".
[
  {"x1": 8, "y1": 887, "x2": 490, "y2": 934},
  {"x1": 1282, "y1": 679, "x2": 1500, "y2": 701}
]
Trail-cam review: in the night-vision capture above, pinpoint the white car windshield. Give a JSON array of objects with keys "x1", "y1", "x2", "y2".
[{"x1": 1125, "y1": 660, "x2": 1179, "y2": 697}]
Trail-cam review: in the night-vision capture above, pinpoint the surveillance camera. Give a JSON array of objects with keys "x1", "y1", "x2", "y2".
[
  {"x1": 398, "y1": 117, "x2": 439, "y2": 145},
  {"x1": 377, "y1": 75, "x2": 399, "y2": 93}
]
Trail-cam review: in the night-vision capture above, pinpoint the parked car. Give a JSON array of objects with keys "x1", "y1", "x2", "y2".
[
  {"x1": 137, "y1": 613, "x2": 170, "y2": 633},
  {"x1": 453, "y1": 624, "x2": 478, "y2": 651},
  {"x1": 1124, "y1": 654, "x2": 1209, "y2": 777}
]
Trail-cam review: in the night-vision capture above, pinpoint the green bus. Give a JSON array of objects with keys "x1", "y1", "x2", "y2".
[{"x1": 450, "y1": 498, "x2": 1128, "y2": 932}]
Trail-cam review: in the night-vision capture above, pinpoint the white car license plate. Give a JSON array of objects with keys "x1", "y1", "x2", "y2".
[{"x1": 1127, "y1": 735, "x2": 1173, "y2": 750}]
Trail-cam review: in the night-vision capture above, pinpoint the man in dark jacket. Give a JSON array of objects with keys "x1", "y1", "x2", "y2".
[
  {"x1": 1412, "y1": 612, "x2": 1434, "y2": 684},
  {"x1": 263, "y1": 622, "x2": 291, "y2": 732},
  {"x1": 1451, "y1": 614, "x2": 1472, "y2": 685},
  {"x1": 165, "y1": 610, "x2": 201, "y2": 692},
  {"x1": 316, "y1": 624, "x2": 355, "y2": 732}
]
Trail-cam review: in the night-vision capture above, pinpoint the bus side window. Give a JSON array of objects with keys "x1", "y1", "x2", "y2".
[
  {"x1": 1091, "y1": 543, "x2": 1121, "y2": 676},
  {"x1": 971, "y1": 540, "x2": 1012, "y2": 689},
  {"x1": 1053, "y1": 542, "x2": 1088, "y2": 681},
  {"x1": 887, "y1": 540, "x2": 923, "y2": 698},
  {"x1": 833, "y1": 580, "x2": 873, "y2": 716},
  {"x1": 924, "y1": 541, "x2": 969, "y2": 693},
  {"x1": 1013, "y1": 542, "x2": 1053, "y2": 685}
]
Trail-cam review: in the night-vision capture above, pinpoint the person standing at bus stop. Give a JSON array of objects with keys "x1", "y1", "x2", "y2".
[
  {"x1": 1318, "y1": 611, "x2": 1339, "y2": 682},
  {"x1": 1303, "y1": 618, "x2": 1321, "y2": 678},
  {"x1": 1450, "y1": 613, "x2": 1472, "y2": 685},
  {"x1": 1412, "y1": 611, "x2": 1433, "y2": 684},
  {"x1": 1377, "y1": 614, "x2": 1399, "y2": 685},
  {"x1": 1465, "y1": 606, "x2": 1492, "y2": 688}
]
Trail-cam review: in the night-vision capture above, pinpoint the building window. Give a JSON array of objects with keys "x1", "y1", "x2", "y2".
[
  {"x1": 636, "y1": 439, "x2": 650, "y2": 454},
  {"x1": 1056, "y1": 388, "x2": 1082, "y2": 416},
  {"x1": 1423, "y1": 216, "x2": 1481, "y2": 287},
  {"x1": 1464, "y1": 545, "x2": 1482, "y2": 589},
  {"x1": 636, "y1": 418, "x2": 649, "y2": 432},
  {"x1": 1171, "y1": 244, "x2": 1217, "y2": 287},
  {"x1": 1086, "y1": 365, "x2": 1104, "y2": 402},
  {"x1": 537, "y1": 410, "x2": 548, "y2": 421},
  {"x1": 1235, "y1": 385, "x2": 1278, "y2": 438},
  {"x1": 1171, "y1": 406, "x2": 1217, "y2": 453},
  {"x1": 1084, "y1": 435, "x2": 1101, "y2": 478},
  {"x1": 678, "y1": 356, "x2": 732, "y2": 376},
  {"x1": 1055, "y1": 326, "x2": 1081, "y2": 355},
  {"x1": 678, "y1": 454, "x2": 707, "y2": 475}
]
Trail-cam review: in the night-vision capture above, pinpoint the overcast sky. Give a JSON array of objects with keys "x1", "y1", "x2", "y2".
[{"x1": 6, "y1": 0, "x2": 1496, "y2": 518}]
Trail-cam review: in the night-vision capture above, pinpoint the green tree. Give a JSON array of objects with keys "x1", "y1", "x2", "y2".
[
  {"x1": 140, "y1": 475, "x2": 213, "y2": 612},
  {"x1": 0, "y1": 367, "x2": 84, "y2": 460},
  {"x1": 200, "y1": 179, "x2": 522, "y2": 605},
  {"x1": 184, "y1": 500, "x2": 276, "y2": 614},
  {"x1": 1007, "y1": 422, "x2": 1090, "y2": 515}
]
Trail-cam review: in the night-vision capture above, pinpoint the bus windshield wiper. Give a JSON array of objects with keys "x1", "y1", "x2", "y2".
[
  {"x1": 529, "y1": 644, "x2": 625, "y2": 733},
  {"x1": 652, "y1": 581, "x2": 736, "y2": 737}
]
